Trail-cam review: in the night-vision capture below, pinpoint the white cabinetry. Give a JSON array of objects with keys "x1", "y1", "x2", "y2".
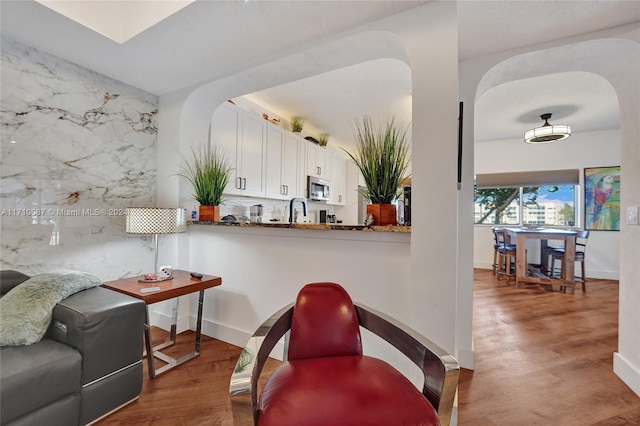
[
  {"x1": 265, "y1": 124, "x2": 299, "y2": 200},
  {"x1": 329, "y1": 152, "x2": 347, "y2": 205},
  {"x1": 283, "y1": 133, "x2": 301, "y2": 198},
  {"x1": 306, "y1": 141, "x2": 330, "y2": 179},
  {"x1": 211, "y1": 103, "x2": 265, "y2": 197},
  {"x1": 238, "y1": 113, "x2": 266, "y2": 197},
  {"x1": 210, "y1": 102, "x2": 240, "y2": 194}
]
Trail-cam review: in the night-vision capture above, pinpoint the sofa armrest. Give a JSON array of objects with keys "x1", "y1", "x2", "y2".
[
  {"x1": 0, "y1": 270, "x2": 30, "y2": 295},
  {"x1": 45, "y1": 286, "x2": 146, "y2": 385}
]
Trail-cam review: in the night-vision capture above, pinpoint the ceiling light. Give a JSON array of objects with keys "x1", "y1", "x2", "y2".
[{"x1": 524, "y1": 113, "x2": 571, "y2": 144}]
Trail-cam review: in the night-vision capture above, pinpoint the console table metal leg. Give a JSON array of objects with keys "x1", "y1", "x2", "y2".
[
  {"x1": 145, "y1": 292, "x2": 206, "y2": 378},
  {"x1": 144, "y1": 308, "x2": 157, "y2": 379},
  {"x1": 195, "y1": 290, "x2": 204, "y2": 353}
]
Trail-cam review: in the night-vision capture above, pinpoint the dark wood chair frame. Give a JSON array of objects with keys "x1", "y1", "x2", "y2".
[{"x1": 549, "y1": 230, "x2": 589, "y2": 291}]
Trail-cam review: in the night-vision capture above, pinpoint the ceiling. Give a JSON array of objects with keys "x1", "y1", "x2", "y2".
[{"x1": 2, "y1": 1, "x2": 639, "y2": 148}]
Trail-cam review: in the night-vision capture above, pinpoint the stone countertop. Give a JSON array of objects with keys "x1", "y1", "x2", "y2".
[{"x1": 189, "y1": 221, "x2": 411, "y2": 233}]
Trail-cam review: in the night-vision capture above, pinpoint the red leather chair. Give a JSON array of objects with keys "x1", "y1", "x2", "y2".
[{"x1": 230, "y1": 282, "x2": 460, "y2": 425}]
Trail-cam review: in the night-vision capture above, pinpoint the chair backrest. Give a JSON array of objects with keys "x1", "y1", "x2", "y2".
[
  {"x1": 576, "y1": 230, "x2": 589, "y2": 254},
  {"x1": 288, "y1": 282, "x2": 363, "y2": 361},
  {"x1": 493, "y1": 228, "x2": 509, "y2": 247}
]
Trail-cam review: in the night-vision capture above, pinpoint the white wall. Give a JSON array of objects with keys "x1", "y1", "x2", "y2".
[
  {"x1": 474, "y1": 128, "x2": 621, "y2": 279},
  {"x1": 188, "y1": 225, "x2": 410, "y2": 343}
]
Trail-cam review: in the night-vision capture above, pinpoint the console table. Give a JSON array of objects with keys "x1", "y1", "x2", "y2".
[{"x1": 102, "y1": 270, "x2": 222, "y2": 378}]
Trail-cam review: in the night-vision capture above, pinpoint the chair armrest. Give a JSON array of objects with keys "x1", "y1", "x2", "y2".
[
  {"x1": 230, "y1": 303, "x2": 294, "y2": 425},
  {"x1": 354, "y1": 303, "x2": 460, "y2": 426}
]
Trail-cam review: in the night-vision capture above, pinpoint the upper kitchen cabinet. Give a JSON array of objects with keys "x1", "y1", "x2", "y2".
[
  {"x1": 329, "y1": 151, "x2": 347, "y2": 206},
  {"x1": 265, "y1": 124, "x2": 300, "y2": 200},
  {"x1": 306, "y1": 140, "x2": 330, "y2": 179},
  {"x1": 210, "y1": 102, "x2": 240, "y2": 192},
  {"x1": 211, "y1": 102, "x2": 266, "y2": 197}
]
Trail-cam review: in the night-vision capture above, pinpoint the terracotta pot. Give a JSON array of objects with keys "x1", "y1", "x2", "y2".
[
  {"x1": 366, "y1": 204, "x2": 397, "y2": 226},
  {"x1": 199, "y1": 205, "x2": 220, "y2": 222}
]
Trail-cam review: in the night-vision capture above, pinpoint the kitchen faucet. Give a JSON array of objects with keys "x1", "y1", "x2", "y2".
[{"x1": 289, "y1": 197, "x2": 307, "y2": 223}]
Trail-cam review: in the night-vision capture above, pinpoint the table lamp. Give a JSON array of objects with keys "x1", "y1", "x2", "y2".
[{"x1": 126, "y1": 207, "x2": 187, "y2": 282}]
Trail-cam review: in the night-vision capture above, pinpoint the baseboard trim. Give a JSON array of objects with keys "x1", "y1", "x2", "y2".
[
  {"x1": 473, "y1": 263, "x2": 619, "y2": 280},
  {"x1": 457, "y1": 348, "x2": 475, "y2": 370},
  {"x1": 194, "y1": 317, "x2": 286, "y2": 361},
  {"x1": 149, "y1": 310, "x2": 190, "y2": 333},
  {"x1": 613, "y1": 352, "x2": 640, "y2": 397}
]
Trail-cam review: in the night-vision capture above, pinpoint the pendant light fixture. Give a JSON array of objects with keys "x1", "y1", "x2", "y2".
[{"x1": 524, "y1": 113, "x2": 571, "y2": 144}]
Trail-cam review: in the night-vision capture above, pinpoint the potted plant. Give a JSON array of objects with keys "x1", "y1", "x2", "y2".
[
  {"x1": 317, "y1": 133, "x2": 330, "y2": 147},
  {"x1": 343, "y1": 115, "x2": 411, "y2": 226},
  {"x1": 290, "y1": 116, "x2": 305, "y2": 133},
  {"x1": 178, "y1": 145, "x2": 232, "y2": 222}
]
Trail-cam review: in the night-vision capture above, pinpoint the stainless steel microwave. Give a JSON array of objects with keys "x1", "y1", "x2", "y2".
[{"x1": 307, "y1": 176, "x2": 330, "y2": 201}]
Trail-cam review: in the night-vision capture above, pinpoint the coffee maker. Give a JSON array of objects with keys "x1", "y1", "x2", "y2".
[{"x1": 397, "y1": 186, "x2": 411, "y2": 225}]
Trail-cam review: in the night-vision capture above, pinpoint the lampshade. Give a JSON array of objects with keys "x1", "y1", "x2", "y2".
[
  {"x1": 524, "y1": 113, "x2": 571, "y2": 144},
  {"x1": 126, "y1": 207, "x2": 186, "y2": 282},
  {"x1": 126, "y1": 207, "x2": 187, "y2": 234}
]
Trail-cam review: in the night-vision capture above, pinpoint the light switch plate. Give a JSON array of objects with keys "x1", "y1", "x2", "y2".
[{"x1": 628, "y1": 206, "x2": 639, "y2": 226}]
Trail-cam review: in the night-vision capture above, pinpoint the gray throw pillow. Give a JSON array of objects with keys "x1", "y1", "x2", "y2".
[{"x1": 0, "y1": 271, "x2": 101, "y2": 346}]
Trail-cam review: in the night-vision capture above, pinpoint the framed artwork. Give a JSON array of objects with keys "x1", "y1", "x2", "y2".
[{"x1": 584, "y1": 166, "x2": 620, "y2": 231}]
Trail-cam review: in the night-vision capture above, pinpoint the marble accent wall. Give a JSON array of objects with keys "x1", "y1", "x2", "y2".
[{"x1": 1, "y1": 38, "x2": 159, "y2": 280}]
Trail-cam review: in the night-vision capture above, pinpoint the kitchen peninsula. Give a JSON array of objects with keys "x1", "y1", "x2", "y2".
[
  {"x1": 190, "y1": 220, "x2": 411, "y2": 233},
  {"x1": 186, "y1": 220, "x2": 410, "y2": 358}
]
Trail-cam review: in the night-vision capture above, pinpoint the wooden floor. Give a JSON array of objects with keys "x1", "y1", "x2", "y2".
[{"x1": 98, "y1": 270, "x2": 640, "y2": 425}]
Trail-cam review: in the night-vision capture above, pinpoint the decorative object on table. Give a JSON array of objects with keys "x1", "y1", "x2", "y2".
[
  {"x1": 524, "y1": 113, "x2": 571, "y2": 144},
  {"x1": 158, "y1": 265, "x2": 173, "y2": 279},
  {"x1": 125, "y1": 207, "x2": 187, "y2": 282},
  {"x1": 290, "y1": 116, "x2": 305, "y2": 133},
  {"x1": 343, "y1": 115, "x2": 411, "y2": 226},
  {"x1": 584, "y1": 166, "x2": 620, "y2": 231},
  {"x1": 317, "y1": 133, "x2": 330, "y2": 147},
  {"x1": 178, "y1": 144, "x2": 232, "y2": 222}
]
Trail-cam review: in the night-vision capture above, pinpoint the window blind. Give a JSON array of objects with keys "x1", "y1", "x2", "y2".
[{"x1": 475, "y1": 169, "x2": 579, "y2": 188}]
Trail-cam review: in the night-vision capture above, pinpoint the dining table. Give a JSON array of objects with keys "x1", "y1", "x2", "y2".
[{"x1": 505, "y1": 227, "x2": 578, "y2": 291}]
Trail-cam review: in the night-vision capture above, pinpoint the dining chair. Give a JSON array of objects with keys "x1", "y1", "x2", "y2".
[
  {"x1": 541, "y1": 241, "x2": 564, "y2": 276},
  {"x1": 229, "y1": 282, "x2": 460, "y2": 426},
  {"x1": 492, "y1": 228, "x2": 517, "y2": 283},
  {"x1": 491, "y1": 227, "x2": 500, "y2": 274},
  {"x1": 549, "y1": 230, "x2": 589, "y2": 291}
]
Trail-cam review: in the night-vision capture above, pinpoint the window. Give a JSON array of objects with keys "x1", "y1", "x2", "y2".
[{"x1": 475, "y1": 185, "x2": 577, "y2": 226}]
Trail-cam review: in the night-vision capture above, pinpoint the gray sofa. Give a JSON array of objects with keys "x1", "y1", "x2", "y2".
[{"x1": 0, "y1": 270, "x2": 146, "y2": 425}]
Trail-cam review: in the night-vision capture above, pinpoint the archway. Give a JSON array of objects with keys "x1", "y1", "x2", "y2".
[{"x1": 469, "y1": 37, "x2": 640, "y2": 395}]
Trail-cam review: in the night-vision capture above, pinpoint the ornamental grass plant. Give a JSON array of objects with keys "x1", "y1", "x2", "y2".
[
  {"x1": 290, "y1": 116, "x2": 305, "y2": 133},
  {"x1": 344, "y1": 116, "x2": 411, "y2": 204},
  {"x1": 178, "y1": 145, "x2": 231, "y2": 206}
]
